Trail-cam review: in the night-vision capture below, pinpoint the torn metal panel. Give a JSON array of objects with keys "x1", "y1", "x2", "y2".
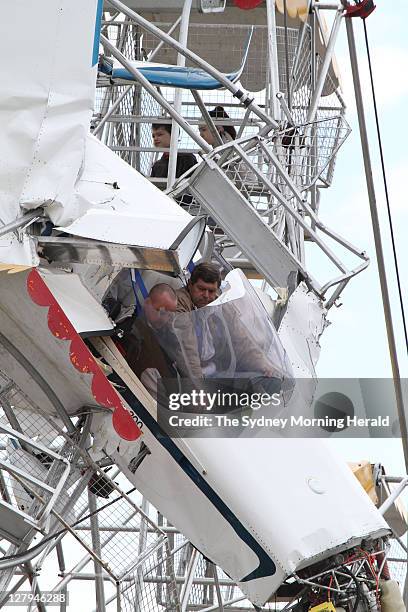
[
  {"x1": 278, "y1": 281, "x2": 328, "y2": 378},
  {"x1": 55, "y1": 135, "x2": 206, "y2": 270},
  {"x1": 38, "y1": 268, "x2": 114, "y2": 336},
  {"x1": 37, "y1": 236, "x2": 180, "y2": 273}
]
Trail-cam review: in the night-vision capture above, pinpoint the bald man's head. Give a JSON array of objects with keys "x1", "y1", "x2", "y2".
[
  {"x1": 144, "y1": 283, "x2": 177, "y2": 328},
  {"x1": 149, "y1": 283, "x2": 176, "y2": 302}
]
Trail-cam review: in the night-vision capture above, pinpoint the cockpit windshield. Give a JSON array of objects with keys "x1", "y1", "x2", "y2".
[{"x1": 148, "y1": 270, "x2": 294, "y2": 418}]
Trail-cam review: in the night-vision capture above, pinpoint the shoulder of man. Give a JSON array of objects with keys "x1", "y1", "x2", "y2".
[
  {"x1": 176, "y1": 153, "x2": 197, "y2": 173},
  {"x1": 150, "y1": 155, "x2": 168, "y2": 178},
  {"x1": 175, "y1": 286, "x2": 194, "y2": 312},
  {"x1": 177, "y1": 152, "x2": 197, "y2": 161}
]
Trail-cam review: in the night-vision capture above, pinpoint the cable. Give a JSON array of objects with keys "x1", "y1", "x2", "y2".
[
  {"x1": 341, "y1": 566, "x2": 362, "y2": 612},
  {"x1": 362, "y1": 18, "x2": 408, "y2": 357}
]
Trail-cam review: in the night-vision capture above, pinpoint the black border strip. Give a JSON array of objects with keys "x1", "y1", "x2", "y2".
[{"x1": 115, "y1": 375, "x2": 277, "y2": 582}]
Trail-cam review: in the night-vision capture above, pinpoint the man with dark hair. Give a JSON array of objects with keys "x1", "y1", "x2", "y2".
[
  {"x1": 173, "y1": 263, "x2": 221, "y2": 379},
  {"x1": 199, "y1": 106, "x2": 237, "y2": 147},
  {"x1": 174, "y1": 264, "x2": 280, "y2": 380},
  {"x1": 176, "y1": 262, "x2": 221, "y2": 312},
  {"x1": 150, "y1": 122, "x2": 197, "y2": 181}
]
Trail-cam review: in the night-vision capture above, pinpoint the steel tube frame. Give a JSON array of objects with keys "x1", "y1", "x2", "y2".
[
  {"x1": 74, "y1": 525, "x2": 179, "y2": 533},
  {"x1": 24, "y1": 562, "x2": 46, "y2": 612},
  {"x1": 200, "y1": 595, "x2": 246, "y2": 612},
  {"x1": 211, "y1": 563, "x2": 224, "y2": 612},
  {"x1": 200, "y1": 132, "x2": 368, "y2": 301},
  {"x1": 48, "y1": 509, "x2": 117, "y2": 582},
  {"x1": 46, "y1": 414, "x2": 166, "y2": 536},
  {"x1": 110, "y1": 145, "x2": 195, "y2": 152},
  {"x1": 238, "y1": 142, "x2": 369, "y2": 287},
  {"x1": 56, "y1": 572, "x2": 173, "y2": 582},
  {"x1": 0, "y1": 391, "x2": 32, "y2": 457},
  {"x1": 55, "y1": 543, "x2": 67, "y2": 612},
  {"x1": 236, "y1": 106, "x2": 252, "y2": 139},
  {"x1": 26, "y1": 561, "x2": 46, "y2": 612},
  {"x1": 0, "y1": 209, "x2": 44, "y2": 239},
  {"x1": 309, "y1": 7, "x2": 319, "y2": 222},
  {"x1": 0, "y1": 333, "x2": 75, "y2": 434},
  {"x1": 0, "y1": 574, "x2": 29, "y2": 609},
  {"x1": 106, "y1": 0, "x2": 278, "y2": 128},
  {"x1": 290, "y1": 15, "x2": 310, "y2": 87},
  {"x1": 257, "y1": 140, "x2": 366, "y2": 258},
  {"x1": 277, "y1": 92, "x2": 295, "y2": 124},
  {"x1": 132, "y1": 496, "x2": 150, "y2": 610},
  {"x1": 103, "y1": 16, "x2": 131, "y2": 148},
  {"x1": 323, "y1": 113, "x2": 345, "y2": 186},
  {"x1": 101, "y1": 116, "x2": 247, "y2": 126},
  {"x1": 88, "y1": 490, "x2": 106, "y2": 612},
  {"x1": 101, "y1": 11, "x2": 120, "y2": 26},
  {"x1": 168, "y1": 0, "x2": 193, "y2": 189},
  {"x1": 149, "y1": 16, "x2": 182, "y2": 61},
  {"x1": 307, "y1": 8, "x2": 343, "y2": 123},
  {"x1": 180, "y1": 547, "x2": 199, "y2": 612},
  {"x1": 192, "y1": 90, "x2": 224, "y2": 147},
  {"x1": 100, "y1": 34, "x2": 212, "y2": 153},
  {"x1": 93, "y1": 84, "x2": 133, "y2": 136},
  {"x1": 312, "y1": 0, "x2": 342, "y2": 8},
  {"x1": 51, "y1": 508, "x2": 139, "y2": 592},
  {"x1": 95, "y1": 536, "x2": 168, "y2": 612},
  {"x1": 0, "y1": 472, "x2": 92, "y2": 585},
  {"x1": 141, "y1": 575, "x2": 235, "y2": 586},
  {"x1": 265, "y1": 0, "x2": 281, "y2": 120},
  {"x1": 346, "y1": 16, "x2": 408, "y2": 471},
  {"x1": 0, "y1": 423, "x2": 71, "y2": 523},
  {"x1": 378, "y1": 476, "x2": 408, "y2": 517}
]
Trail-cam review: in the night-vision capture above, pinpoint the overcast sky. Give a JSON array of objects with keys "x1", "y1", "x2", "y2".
[{"x1": 314, "y1": 2, "x2": 407, "y2": 472}]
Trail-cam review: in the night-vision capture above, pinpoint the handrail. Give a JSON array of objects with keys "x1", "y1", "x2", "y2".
[{"x1": 106, "y1": 0, "x2": 277, "y2": 128}]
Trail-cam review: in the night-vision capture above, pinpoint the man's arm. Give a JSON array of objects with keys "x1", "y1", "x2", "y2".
[
  {"x1": 175, "y1": 287, "x2": 193, "y2": 313},
  {"x1": 171, "y1": 315, "x2": 204, "y2": 380},
  {"x1": 170, "y1": 289, "x2": 203, "y2": 379},
  {"x1": 227, "y1": 308, "x2": 284, "y2": 378}
]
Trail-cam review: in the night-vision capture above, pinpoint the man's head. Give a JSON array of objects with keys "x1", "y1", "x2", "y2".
[
  {"x1": 152, "y1": 123, "x2": 172, "y2": 149},
  {"x1": 199, "y1": 106, "x2": 237, "y2": 147},
  {"x1": 188, "y1": 263, "x2": 221, "y2": 308},
  {"x1": 144, "y1": 283, "x2": 177, "y2": 328}
]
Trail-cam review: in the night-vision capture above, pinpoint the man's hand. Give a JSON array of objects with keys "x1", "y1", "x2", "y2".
[{"x1": 261, "y1": 364, "x2": 282, "y2": 378}]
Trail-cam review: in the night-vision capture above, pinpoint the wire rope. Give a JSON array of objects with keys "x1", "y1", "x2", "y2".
[{"x1": 362, "y1": 17, "x2": 408, "y2": 358}]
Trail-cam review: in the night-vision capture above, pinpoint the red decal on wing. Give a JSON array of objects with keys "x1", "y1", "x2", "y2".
[{"x1": 27, "y1": 268, "x2": 142, "y2": 442}]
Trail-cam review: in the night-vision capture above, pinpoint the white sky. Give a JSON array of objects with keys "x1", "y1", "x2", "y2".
[{"x1": 313, "y1": 1, "x2": 407, "y2": 472}]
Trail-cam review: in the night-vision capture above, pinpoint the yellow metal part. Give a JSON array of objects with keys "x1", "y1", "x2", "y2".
[
  {"x1": 348, "y1": 460, "x2": 378, "y2": 504},
  {"x1": 309, "y1": 603, "x2": 336, "y2": 612},
  {"x1": 276, "y1": 0, "x2": 309, "y2": 21}
]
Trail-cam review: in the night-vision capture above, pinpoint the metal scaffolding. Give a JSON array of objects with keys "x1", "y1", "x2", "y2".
[{"x1": 0, "y1": 1, "x2": 406, "y2": 610}]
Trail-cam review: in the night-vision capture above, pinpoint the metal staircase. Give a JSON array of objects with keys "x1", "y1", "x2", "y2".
[{"x1": 170, "y1": 118, "x2": 369, "y2": 308}]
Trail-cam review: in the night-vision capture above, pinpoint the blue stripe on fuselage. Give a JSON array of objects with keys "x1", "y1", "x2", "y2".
[{"x1": 115, "y1": 376, "x2": 276, "y2": 582}]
